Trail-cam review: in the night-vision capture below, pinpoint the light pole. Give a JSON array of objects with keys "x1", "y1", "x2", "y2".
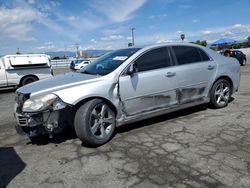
[
  {"x1": 75, "y1": 43, "x2": 79, "y2": 58},
  {"x1": 130, "y1": 28, "x2": 135, "y2": 46},
  {"x1": 16, "y1": 48, "x2": 20, "y2": 54},
  {"x1": 180, "y1": 34, "x2": 185, "y2": 42}
]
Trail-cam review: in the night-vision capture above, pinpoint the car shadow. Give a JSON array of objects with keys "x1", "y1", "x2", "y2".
[
  {"x1": 26, "y1": 128, "x2": 77, "y2": 146},
  {"x1": 0, "y1": 88, "x2": 16, "y2": 93},
  {"x1": 26, "y1": 100, "x2": 234, "y2": 147},
  {"x1": 229, "y1": 96, "x2": 235, "y2": 103},
  {"x1": 0, "y1": 147, "x2": 26, "y2": 188}
]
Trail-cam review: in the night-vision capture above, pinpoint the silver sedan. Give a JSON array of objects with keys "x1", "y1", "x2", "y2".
[{"x1": 14, "y1": 43, "x2": 240, "y2": 146}]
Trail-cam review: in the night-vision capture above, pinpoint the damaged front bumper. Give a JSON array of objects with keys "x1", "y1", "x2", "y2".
[
  {"x1": 14, "y1": 93, "x2": 73, "y2": 137},
  {"x1": 14, "y1": 106, "x2": 69, "y2": 137}
]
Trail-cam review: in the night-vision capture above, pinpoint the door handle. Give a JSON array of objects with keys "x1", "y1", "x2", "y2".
[
  {"x1": 165, "y1": 72, "x2": 176, "y2": 77},
  {"x1": 208, "y1": 65, "x2": 215, "y2": 70}
]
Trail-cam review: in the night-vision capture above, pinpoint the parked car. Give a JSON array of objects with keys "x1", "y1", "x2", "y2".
[
  {"x1": 0, "y1": 54, "x2": 53, "y2": 89},
  {"x1": 220, "y1": 49, "x2": 247, "y2": 66},
  {"x1": 70, "y1": 59, "x2": 91, "y2": 70},
  {"x1": 14, "y1": 43, "x2": 240, "y2": 146},
  {"x1": 231, "y1": 50, "x2": 247, "y2": 66}
]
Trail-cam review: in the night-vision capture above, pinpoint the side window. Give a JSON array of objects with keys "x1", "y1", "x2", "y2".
[
  {"x1": 199, "y1": 49, "x2": 210, "y2": 61},
  {"x1": 135, "y1": 47, "x2": 171, "y2": 72},
  {"x1": 172, "y1": 46, "x2": 202, "y2": 65}
]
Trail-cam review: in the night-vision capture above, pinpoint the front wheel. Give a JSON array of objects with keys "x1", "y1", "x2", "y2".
[
  {"x1": 209, "y1": 79, "x2": 231, "y2": 109},
  {"x1": 74, "y1": 99, "x2": 116, "y2": 146}
]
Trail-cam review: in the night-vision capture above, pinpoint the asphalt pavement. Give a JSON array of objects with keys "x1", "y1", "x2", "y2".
[{"x1": 0, "y1": 63, "x2": 250, "y2": 188}]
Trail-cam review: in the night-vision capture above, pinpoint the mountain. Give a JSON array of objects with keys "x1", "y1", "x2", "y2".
[
  {"x1": 46, "y1": 51, "x2": 75, "y2": 58},
  {"x1": 85, "y1": 50, "x2": 111, "y2": 56},
  {"x1": 46, "y1": 50, "x2": 111, "y2": 58}
]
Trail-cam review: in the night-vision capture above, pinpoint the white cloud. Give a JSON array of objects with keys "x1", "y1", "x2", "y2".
[
  {"x1": 178, "y1": 4, "x2": 195, "y2": 9},
  {"x1": 101, "y1": 35, "x2": 124, "y2": 41},
  {"x1": 90, "y1": 39, "x2": 97, "y2": 43},
  {"x1": 50, "y1": 1, "x2": 60, "y2": 7},
  {"x1": 87, "y1": 0, "x2": 146, "y2": 22},
  {"x1": 126, "y1": 36, "x2": 132, "y2": 40},
  {"x1": 221, "y1": 31, "x2": 234, "y2": 37},
  {"x1": 156, "y1": 39, "x2": 173, "y2": 43},
  {"x1": 149, "y1": 14, "x2": 167, "y2": 20},
  {"x1": 68, "y1": 16, "x2": 80, "y2": 21},
  {"x1": 192, "y1": 19, "x2": 199, "y2": 23},
  {"x1": 27, "y1": 0, "x2": 35, "y2": 4},
  {"x1": 127, "y1": 24, "x2": 250, "y2": 47},
  {"x1": 175, "y1": 30, "x2": 183, "y2": 34},
  {"x1": 0, "y1": 6, "x2": 42, "y2": 41},
  {"x1": 35, "y1": 42, "x2": 56, "y2": 51},
  {"x1": 233, "y1": 24, "x2": 244, "y2": 28},
  {"x1": 203, "y1": 30, "x2": 212, "y2": 35}
]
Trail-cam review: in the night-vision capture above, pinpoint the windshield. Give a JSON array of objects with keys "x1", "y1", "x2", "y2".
[
  {"x1": 80, "y1": 48, "x2": 141, "y2": 76},
  {"x1": 74, "y1": 60, "x2": 85, "y2": 64}
]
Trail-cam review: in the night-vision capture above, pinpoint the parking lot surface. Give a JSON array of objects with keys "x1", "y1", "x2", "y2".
[{"x1": 1, "y1": 63, "x2": 250, "y2": 188}]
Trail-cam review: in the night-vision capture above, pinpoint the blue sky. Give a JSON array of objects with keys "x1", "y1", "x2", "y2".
[{"x1": 0, "y1": 0, "x2": 250, "y2": 54}]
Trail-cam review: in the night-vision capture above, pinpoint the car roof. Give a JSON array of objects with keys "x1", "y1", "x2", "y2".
[{"x1": 127, "y1": 42, "x2": 208, "y2": 51}]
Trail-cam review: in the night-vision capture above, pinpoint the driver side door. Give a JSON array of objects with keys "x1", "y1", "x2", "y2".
[{"x1": 118, "y1": 47, "x2": 179, "y2": 117}]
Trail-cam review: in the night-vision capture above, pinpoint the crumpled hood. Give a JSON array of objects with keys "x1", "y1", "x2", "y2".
[{"x1": 17, "y1": 72, "x2": 100, "y2": 95}]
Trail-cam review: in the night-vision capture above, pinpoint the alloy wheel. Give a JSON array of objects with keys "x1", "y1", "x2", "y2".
[{"x1": 90, "y1": 104, "x2": 114, "y2": 139}]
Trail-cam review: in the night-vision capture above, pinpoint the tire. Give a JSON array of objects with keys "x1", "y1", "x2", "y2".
[
  {"x1": 209, "y1": 79, "x2": 231, "y2": 109},
  {"x1": 21, "y1": 76, "x2": 38, "y2": 86},
  {"x1": 74, "y1": 99, "x2": 116, "y2": 146},
  {"x1": 240, "y1": 60, "x2": 244, "y2": 66}
]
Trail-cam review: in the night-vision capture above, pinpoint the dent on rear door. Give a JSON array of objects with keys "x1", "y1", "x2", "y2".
[{"x1": 177, "y1": 62, "x2": 216, "y2": 103}]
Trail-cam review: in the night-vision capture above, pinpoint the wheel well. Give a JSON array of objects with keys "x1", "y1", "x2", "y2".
[
  {"x1": 214, "y1": 76, "x2": 233, "y2": 94},
  {"x1": 74, "y1": 97, "x2": 118, "y2": 116},
  {"x1": 19, "y1": 75, "x2": 39, "y2": 86},
  {"x1": 65, "y1": 97, "x2": 118, "y2": 128}
]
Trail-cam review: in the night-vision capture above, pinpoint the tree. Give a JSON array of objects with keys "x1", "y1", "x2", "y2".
[
  {"x1": 248, "y1": 36, "x2": 250, "y2": 42},
  {"x1": 191, "y1": 40, "x2": 207, "y2": 46},
  {"x1": 200, "y1": 40, "x2": 207, "y2": 47}
]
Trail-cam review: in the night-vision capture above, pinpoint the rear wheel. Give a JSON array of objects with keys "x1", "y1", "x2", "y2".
[
  {"x1": 74, "y1": 99, "x2": 116, "y2": 146},
  {"x1": 21, "y1": 76, "x2": 38, "y2": 86},
  {"x1": 209, "y1": 79, "x2": 231, "y2": 109}
]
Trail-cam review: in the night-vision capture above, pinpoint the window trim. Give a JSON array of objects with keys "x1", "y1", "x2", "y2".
[{"x1": 121, "y1": 46, "x2": 174, "y2": 76}]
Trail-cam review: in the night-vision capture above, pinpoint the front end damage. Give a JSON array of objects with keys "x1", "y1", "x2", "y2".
[{"x1": 14, "y1": 92, "x2": 72, "y2": 137}]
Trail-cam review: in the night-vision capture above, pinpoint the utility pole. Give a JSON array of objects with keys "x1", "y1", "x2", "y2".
[
  {"x1": 130, "y1": 28, "x2": 135, "y2": 46},
  {"x1": 75, "y1": 43, "x2": 79, "y2": 58},
  {"x1": 16, "y1": 47, "x2": 20, "y2": 54}
]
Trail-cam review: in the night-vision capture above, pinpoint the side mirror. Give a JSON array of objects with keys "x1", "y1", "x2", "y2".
[{"x1": 127, "y1": 63, "x2": 138, "y2": 75}]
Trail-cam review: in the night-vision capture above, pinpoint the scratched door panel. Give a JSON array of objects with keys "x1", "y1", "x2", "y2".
[
  {"x1": 176, "y1": 61, "x2": 216, "y2": 104},
  {"x1": 119, "y1": 67, "x2": 178, "y2": 116}
]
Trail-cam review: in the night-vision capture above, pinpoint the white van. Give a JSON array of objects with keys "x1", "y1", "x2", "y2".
[{"x1": 0, "y1": 54, "x2": 53, "y2": 88}]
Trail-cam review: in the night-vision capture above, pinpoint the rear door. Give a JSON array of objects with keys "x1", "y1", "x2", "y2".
[
  {"x1": 119, "y1": 47, "x2": 179, "y2": 116},
  {"x1": 0, "y1": 60, "x2": 7, "y2": 86},
  {"x1": 171, "y1": 45, "x2": 217, "y2": 104}
]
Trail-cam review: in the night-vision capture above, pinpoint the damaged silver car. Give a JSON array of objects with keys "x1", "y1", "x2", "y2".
[{"x1": 14, "y1": 43, "x2": 240, "y2": 146}]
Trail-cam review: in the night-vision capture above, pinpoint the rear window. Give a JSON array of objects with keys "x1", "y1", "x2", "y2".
[{"x1": 172, "y1": 46, "x2": 203, "y2": 65}]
